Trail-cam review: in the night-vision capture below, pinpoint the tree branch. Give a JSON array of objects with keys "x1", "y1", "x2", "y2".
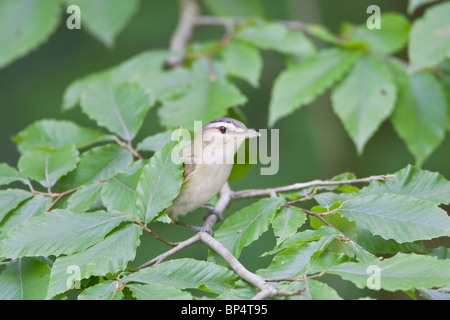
[
  {"x1": 113, "y1": 137, "x2": 143, "y2": 160},
  {"x1": 165, "y1": 0, "x2": 200, "y2": 68},
  {"x1": 232, "y1": 174, "x2": 395, "y2": 199},
  {"x1": 134, "y1": 218, "x2": 179, "y2": 247},
  {"x1": 131, "y1": 173, "x2": 394, "y2": 298},
  {"x1": 132, "y1": 233, "x2": 201, "y2": 272},
  {"x1": 46, "y1": 187, "x2": 80, "y2": 212},
  {"x1": 198, "y1": 231, "x2": 280, "y2": 299},
  {"x1": 265, "y1": 271, "x2": 325, "y2": 283}
]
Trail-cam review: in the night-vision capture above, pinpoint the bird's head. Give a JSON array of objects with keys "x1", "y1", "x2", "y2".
[{"x1": 192, "y1": 117, "x2": 260, "y2": 164}]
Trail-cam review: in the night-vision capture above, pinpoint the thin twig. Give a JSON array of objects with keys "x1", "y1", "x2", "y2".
[
  {"x1": 113, "y1": 137, "x2": 143, "y2": 160},
  {"x1": 265, "y1": 271, "x2": 325, "y2": 283},
  {"x1": 283, "y1": 189, "x2": 317, "y2": 206},
  {"x1": 194, "y1": 16, "x2": 246, "y2": 28},
  {"x1": 46, "y1": 187, "x2": 80, "y2": 212},
  {"x1": 44, "y1": 178, "x2": 109, "y2": 212},
  {"x1": 134, "y1": 219, "x2": 179, "y2": 247},
  {"x1": 165, "y1": 0, "x2": 200, "y2": 68},
  {"x1": 132, "y1": 234, "x2": 201, "y2": 271},
  {"x1": 232, "y1": 174, "x2": 395, "y2": 199},
  {"x1": 299, "y1": 207, "x2": 349, "y2": 241},
  {"x1": 186, "y1": 17, "x2": 236, "y2": 68},
  {"x1": 275, "y1": 19, "x2": 314, "y2": 36}
]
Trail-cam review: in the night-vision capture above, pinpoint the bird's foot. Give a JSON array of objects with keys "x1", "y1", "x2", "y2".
[
  {"x1": 174, "y1": 220, "x2": 213, "y2": 236},
  {"x1": 201, "y1": 205, "x2": 223, "y2": 222}
]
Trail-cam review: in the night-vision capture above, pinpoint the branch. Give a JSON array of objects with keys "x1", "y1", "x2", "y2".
[
  {"x1": 132, "y1": 173, "x2": 394, "y2": 298},
  {"x1": 165, "y1": 0, "x2": 200, "y2": 68},
  {"x1": 132, "y1": 234, "x2": 201, "y2": 271},
  {"x1": 232, "y1": 174, "x2": 395, "y2": 199},
  {"x1": 195, "y1": 15, "x2": 246, "y2": 28},
  {"x1": 46, "y1": 187, "x2": 80, "y2": 212},
  {"x1": 113, "y1": 137, "x2": 143, "y2": 160},
  {"x1": 275, "y1": 19, "x2": 314, "y2": 36},
  {"x1": 198, "y1": 232, "x2": 280, "y2": 300},
  {"x1": 265, "y1": 271, "x2": 325, "y2": 283},
  {"x1": 132, "y1": 183, "x2": 305, "y2": 299},
  {"x1": 134, "y1": 218, "x2": 179, "y2": 247}
]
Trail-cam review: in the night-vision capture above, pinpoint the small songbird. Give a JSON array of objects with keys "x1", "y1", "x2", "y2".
[{"x1": 165, "y1": 117, "x2": 260, "y2": 233}]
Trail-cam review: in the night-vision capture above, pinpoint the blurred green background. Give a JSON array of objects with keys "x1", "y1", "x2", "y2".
[{"x1": 1, "y1": 0, "x2": 448, "y2": 299}]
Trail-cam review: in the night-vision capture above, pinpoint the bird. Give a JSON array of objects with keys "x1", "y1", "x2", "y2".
[{"x1": 165, "y1": 117, "x2": 260, "y2": 233}]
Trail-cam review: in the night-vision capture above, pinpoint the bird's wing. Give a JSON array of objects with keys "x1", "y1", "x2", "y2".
[
  {"x1": 181, "y1": 144, "x2": 196, "y2": 182},
  {"x1": 183, "y1": 163, "x2": 195, "y2": 180}
]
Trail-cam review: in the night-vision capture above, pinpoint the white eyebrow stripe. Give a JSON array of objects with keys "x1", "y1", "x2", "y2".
[{"x1": 205, "y1": 122, "x2": 234, "y2": 129}]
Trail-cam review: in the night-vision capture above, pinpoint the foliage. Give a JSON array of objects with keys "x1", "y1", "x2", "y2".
[{"x1": 0, "y1": 0, "x2": 450, "y2": 300}]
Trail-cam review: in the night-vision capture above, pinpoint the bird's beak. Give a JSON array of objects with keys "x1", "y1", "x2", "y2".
[{"x1": 244, "y1": 128, "x2": 261, "y2": 138}]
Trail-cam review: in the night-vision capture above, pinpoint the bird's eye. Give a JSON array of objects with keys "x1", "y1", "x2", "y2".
[{"x1": 219, "y1": 126, "x2": 227, "y2": 134}]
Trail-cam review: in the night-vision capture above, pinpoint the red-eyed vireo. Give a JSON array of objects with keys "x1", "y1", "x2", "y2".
[{"x1": 165, "y1": 117, "x2": 260, "y2": 233}]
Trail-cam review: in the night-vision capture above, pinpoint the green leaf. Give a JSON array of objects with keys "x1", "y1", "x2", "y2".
[
  {"x1": 221, "y1": 41, "x2": 263, "y2": 87},
  {"x1": 338, "y1": 193, "x2": 450, "y2": 243},
  {"x1": 271, "y1": 206, "x2": 307, "y2": 245},
  {"x1": 344, "y1": 13, "x2": 410, "y2": 54},
  {"x1": 212, "y1": 197, "x2": 285, "y2": 258},
  {"x1": 102, "y1": 170, "x2": 141, "y2": 215},
  {"x1": 0, "y1": 257, "x2": 51, "y2": 300},
  {"x1": 235, "y1": 22, "x2": 316, "y2": 56},
  {"x1": 77, "y1": 280, "x2": 123, "y2": 300},
  {"x1": 136, "y1": 131, "x2": 173, "y2": 152},
  {"x1": 408, "y1": 0, "x2": 439, "y2": 14},
  {"x1": 307, "y1": 24, "x2": 341, "y2": 45},
  {"x1": 0, "y1": 195, "x2": 51, "y2": 239},
  {"x1": 356, "y1": 228, "x2": 427, "y2": 256},
  {"x1": 136, "y1": 141, "x2": 184, "y2": 223},
  {"x1": 122, "y1": 258, "x2": 238, "y2": 294},
  {"x1": 158, "y1": 78, "x2": 247, "y2": 130},
  {"x1": 275, "y1": 279, "x2": 343, "y2": 300},
  {"x1": 360, "y1": 165, "x2": 450, "y2": 205},
  {"x1": 0, "y1": 0, "x2": 60, "y2": 69},
  {"x1": 328, "y1": 253, "x2": 450, "y2": 291},
  {"x1": 66, "y1": 0, "x2": 139, "y2": 48},
  {"x1": 18, "y1": 145, "x2": 79, "y2": 189},
  {"x1": 340, "y1": 240, "x2": 378, "y2": 263},
  {"x1": 47, "y1": 224, "x2": 142, "y2": 298},
  {"x1": 59, "y1": 144, "x2": 133, "y2": 191},
  {"x1": 0, "y1": 163, "x2": 27, "y2": 187},
  {"x1": 409, "y1": 2, "x2": 450, "y2": 71},
  {"x1": 66, "y1": 181, "x2": 103, "y2": 212},
  {"x1": 331, "y1": 55, "x2": 397, "y2": 153},
  {"x1": 257, "y1": 236, "x2": 336, "y2": 279},
  {"x1": 309, "y1": 212, "x2": 359, "y2": 257},
  {"x1": 420, "y1": 287, "x2": 450, "y2": 300},
  {"x1": 263, "y1": 226, "x2": 342, "y2": 257},
  {"x1": 127, "y1": 283, "x2": 192, "y2": 300},
  {"x1": 389, "y1": 64, "x2": 447, "y2": 165},
  {"x1": 81, "y1": 82, "x2": 154, "y2": 142},
  {"x1": 0, "y1": 189, "x2": 32, "y2": 224},
  {"x1": 201, "y1": 0, "x2": 264, "y2": 17},
  {"x1": 61, "y1": 50, "x2": 191, "y2": 111},
  {"x1": 428, "y1": 246, "x2": 450, "y2": 259},
  {"x1": 0, "y1": 209, "x2": 133, "y2": 259},
  {"x1": 269, "y1": 48, "x2": 361, "y2": 127},
  {"x1": 13, "y1": 119, "x2": 108, "y2": 153},
  {"x1": 216, "y1": 279, "x2": 259, "y2": 300}
]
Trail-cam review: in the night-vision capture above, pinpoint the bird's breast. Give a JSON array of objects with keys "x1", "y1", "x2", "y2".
[{"x1": 165, "y1": 163, "x2": 233, "y2": 219}]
